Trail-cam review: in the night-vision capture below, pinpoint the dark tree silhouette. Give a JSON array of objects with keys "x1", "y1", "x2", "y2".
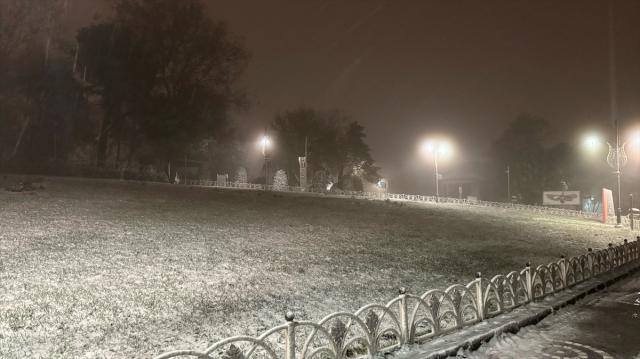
[
  {"x1": 271, "y1": 106, "x2": 380, "y2": 187},
  {"x1": 75, "y1": 0, "x2": 250, "y2": 165}
]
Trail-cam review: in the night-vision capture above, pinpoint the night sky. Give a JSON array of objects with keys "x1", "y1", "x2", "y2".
[{"x1": 67, "y1": 0, "x2": 640, "y2": 194}]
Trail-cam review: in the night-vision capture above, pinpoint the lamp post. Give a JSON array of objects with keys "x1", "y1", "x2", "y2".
[
  {"x1": 588, "y1": 119, "x2": 627, "y2": 227},
  {"x1": 610, "y1": 119, "x2": 625, "y2": 227},
  {"x1": 506, "y1": 166, "x2": 511, "y2": 205},
  {"x1": 377, "y1": 179, "x2": 388, "y2": 198},
  {"x1": 422, "y1": 141, "x2": 449, "y2": 203},
  {"x1": 262, "y1": 128, "x2": 270, "y2": 189}
]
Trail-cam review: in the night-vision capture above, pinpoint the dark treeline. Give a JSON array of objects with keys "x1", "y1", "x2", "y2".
[
  {"x1": 269, "y1": 106, "x2": 380, "y2": 190},
  {"x1": 0, "y1": 0, "x2": 249, "y2": 178},
  {"x1": 485, "y1": 114, "x2": 621, "y2": 208},
  {"x1": 0, "y1": 0, "x2": 382, "y2": 188},
  {"x1": 1, "y1": 0, "x2": 622, "y2": 203}
]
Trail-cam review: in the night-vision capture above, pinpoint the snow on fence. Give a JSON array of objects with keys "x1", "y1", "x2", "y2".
[
  {"x1": 183, "y1": 179, "x2": 623, "y2": 227},
  {"x1": 153, "y1": 238, "x2": 640, "y2": 359}
]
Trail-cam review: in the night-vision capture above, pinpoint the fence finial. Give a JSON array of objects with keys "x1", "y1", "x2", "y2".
[
  {"x1": 624, "y1": 239, "x2": 628, "y2": 243},
  {"x1": 609, "y1": 243, "x2": 613, "y2": 247},
  {"x1": 526, "y1": 262, "x2": 531, "y2": 267},
  {"x1": 285, "y1": 312, "x2": 295, "y2": 322},
  {"x1": 398, "y1": 287, "x2": 406, "y2": 294},
  {"x1": 476, "y1": 272, "x2": 481, "y2": 278},
  {"x1": 560, "y1": 254, "x2": 565, "y2": 259},
  {"x1": 588, "y1": 248, "x2": 593, "y2": 252}
]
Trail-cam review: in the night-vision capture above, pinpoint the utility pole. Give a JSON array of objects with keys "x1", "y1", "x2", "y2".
[
  {"x1": 615, "y1": 119, "x2": 623, "y2": 227},
  {"x1": 609, "y1": 0, "x2": 623, "y2": 227},
  {"x1": 435, "y1": 149, "x2": 439, "y2": 202},
  {"x1": 507, "y1": 166, "x2": 510, "y2": 204},
  {"x1": 263, "y1": 127, "x2": 269, "y2": 189}
]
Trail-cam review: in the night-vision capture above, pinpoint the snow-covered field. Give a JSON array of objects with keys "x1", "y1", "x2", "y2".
[{"x1": 0, "y1": 176, "x2": 634, "y2": 359}]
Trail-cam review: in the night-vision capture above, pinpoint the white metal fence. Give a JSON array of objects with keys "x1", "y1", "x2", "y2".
[
  {"x1": 153, "y1": 238, "x2": 640, "y2": 359},
  {"x1": 183, "y1": 179, "x2": 624, "y2": 227}
]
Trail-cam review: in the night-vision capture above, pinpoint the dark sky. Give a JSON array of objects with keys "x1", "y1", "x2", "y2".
[{"x1": 67, "y1": 0, "x2": 640, "y2": 194}]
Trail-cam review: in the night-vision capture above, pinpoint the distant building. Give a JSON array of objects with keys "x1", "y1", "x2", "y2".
[{"x1": 440, "y1": 168, "x2": 482, "y2": 200}]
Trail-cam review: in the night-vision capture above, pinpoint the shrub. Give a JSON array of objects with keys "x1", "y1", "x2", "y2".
[
  {"x1": 234, "y1": 167, "x2": 248, "y2": 184},
  {"x1": 273, "y1": 169, "x2": 288, "y2": 190}
]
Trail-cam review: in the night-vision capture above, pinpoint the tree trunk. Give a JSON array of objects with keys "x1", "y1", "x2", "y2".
[
  {"x1": 337, "y1": 166, "x2": 344, "y2": 184},
  {"x1": 116, "y1": 135, "x2": 121, "y2": 163},
  {"x1": 126, "y1": 127, "x2": 138, "y2": 163},
  {"x1": 12, "y1": 116, "x2": 30, "y2": 158},
  {"x1": 0, "y1": 145, "x2": 4, "y2": 173},
  {"x1": 116, "y1": 118, "x2": 124, "y2": 163},
  {"x1": 96, "y1": 109, "x2": 111, "y2": 167}
]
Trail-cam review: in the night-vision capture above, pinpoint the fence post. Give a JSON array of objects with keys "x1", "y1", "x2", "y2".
[
  {"x1": 525, "y1": 263, "x2": 533, "y2": 302},
  {"x1": 284, "y1": 312, "x2": 296, "y2": 359},
  {"x1": 623, "y1": 239, "x2": 629, "y2": 264},
  {"x1": 608, "y1": 243, "x2": 614, "y2": 269},
  {"x1": 559, "y1": 255, "x2": 567, "y2": 289},
  {"x1": 475, "y1": 272, "x2": 484, "y2": 321},
  {"x1": 398, "y1": 287, "x2": 410, "y2": 345},
  {"x1": 587, "y1": 248, "x2": 594, "y2": 277}
]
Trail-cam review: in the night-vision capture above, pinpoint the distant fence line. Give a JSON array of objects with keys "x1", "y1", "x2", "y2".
[
  {"x1": 153, "y1": 238, "x2": 640, "y2": 359},
  {"x1": 184, "y1": 179, "x2": 627, "y2": 228},
  {"x1": 64, "y1": 160, "x2": 159, "y2": 173}
]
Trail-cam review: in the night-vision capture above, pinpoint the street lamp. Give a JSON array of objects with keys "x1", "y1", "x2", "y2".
[
  {"x1": 422, "y1": 140, "x2": 450, "y2": 202},
  {"x1": 377, "y1": 179, "x2": 388, "y2": 198},
  {"x1": 262, "y1": 128, "x2": 270, "y2": 189},
  {"x1": 587, "y1": 120, "x2": 627, "y2": 227}
]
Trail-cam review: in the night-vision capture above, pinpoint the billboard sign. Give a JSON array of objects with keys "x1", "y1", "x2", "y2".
[
  {"x1": 542, "y1": 191, "x2": 580, "y2": 205},
  {"x1": 602, "y1": 188, "x2": 615, "y2": 223}
]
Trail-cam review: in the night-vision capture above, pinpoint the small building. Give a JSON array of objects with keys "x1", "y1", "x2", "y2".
[{"x1": 440, "y1": 169, "x2": 482, "y2": 200}]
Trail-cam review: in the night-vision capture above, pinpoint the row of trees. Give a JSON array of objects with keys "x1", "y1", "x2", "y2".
[
  {"x1": 0, "y1": 0, "x2": 382, "y2": 185},
  {"x1": 486, "y1": 114, "x2": 613, "y2": 205},
  {"x1": 270, "y1": 107, "x2": 380, "y2": 190},
  {"x1": 0, "y1": 0, "x2": 249, "y2": 173}
]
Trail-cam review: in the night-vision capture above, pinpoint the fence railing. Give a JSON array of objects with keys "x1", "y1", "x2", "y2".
[
  {"x1": 153, "y1": 238, "x2": 640, "y2": 359},
  {"x1": 183, "y1": 180, "x2": 623, "y2": 227}
]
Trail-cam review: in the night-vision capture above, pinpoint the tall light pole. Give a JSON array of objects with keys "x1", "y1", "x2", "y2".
[
  {"x1": 262, "y1": 127, "x2": 270, "y2": 189},
  {"x1": 608, "y1": 0, "x2": 623, "y2": 227},
  {"x1": 587, "y1": 124, "x2": 627, "y2": 227},
  {"x1": 506, "y1": 166, "x2": 511, "y2": 205},
  {"x1": 609, "y1": 120, "x2": 626, "y2": 227},
  {"x1": 434, "y1": 148, "x2": 439, "y2": 201},
  {"x1": 422, "y1": 140, "x2": 449, "y2": 203}
]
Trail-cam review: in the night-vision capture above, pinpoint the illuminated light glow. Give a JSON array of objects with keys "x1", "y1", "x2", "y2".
[
  {"x1": 421, "y1": 140, "x2": 451, "y2": 154},
  {"x1": 421, "y1": 142, "x2": 434, "y2": 153},
  {"x1": 587, "y1": 137, "x2": 597, "y2": 147}
]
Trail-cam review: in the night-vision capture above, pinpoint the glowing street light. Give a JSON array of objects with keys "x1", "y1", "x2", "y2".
[{"x1": 421, "y1": 140, "x2": 451, "y2": 202}]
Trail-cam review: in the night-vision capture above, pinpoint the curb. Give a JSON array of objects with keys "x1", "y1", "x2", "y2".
[{"x1": 391, "y1": 261, "x2": 640, "y2": 359}]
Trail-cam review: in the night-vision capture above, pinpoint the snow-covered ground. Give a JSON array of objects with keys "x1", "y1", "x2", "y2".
[{"x1": 0, "y1": 176, "x2": 636, "y2": 359}]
